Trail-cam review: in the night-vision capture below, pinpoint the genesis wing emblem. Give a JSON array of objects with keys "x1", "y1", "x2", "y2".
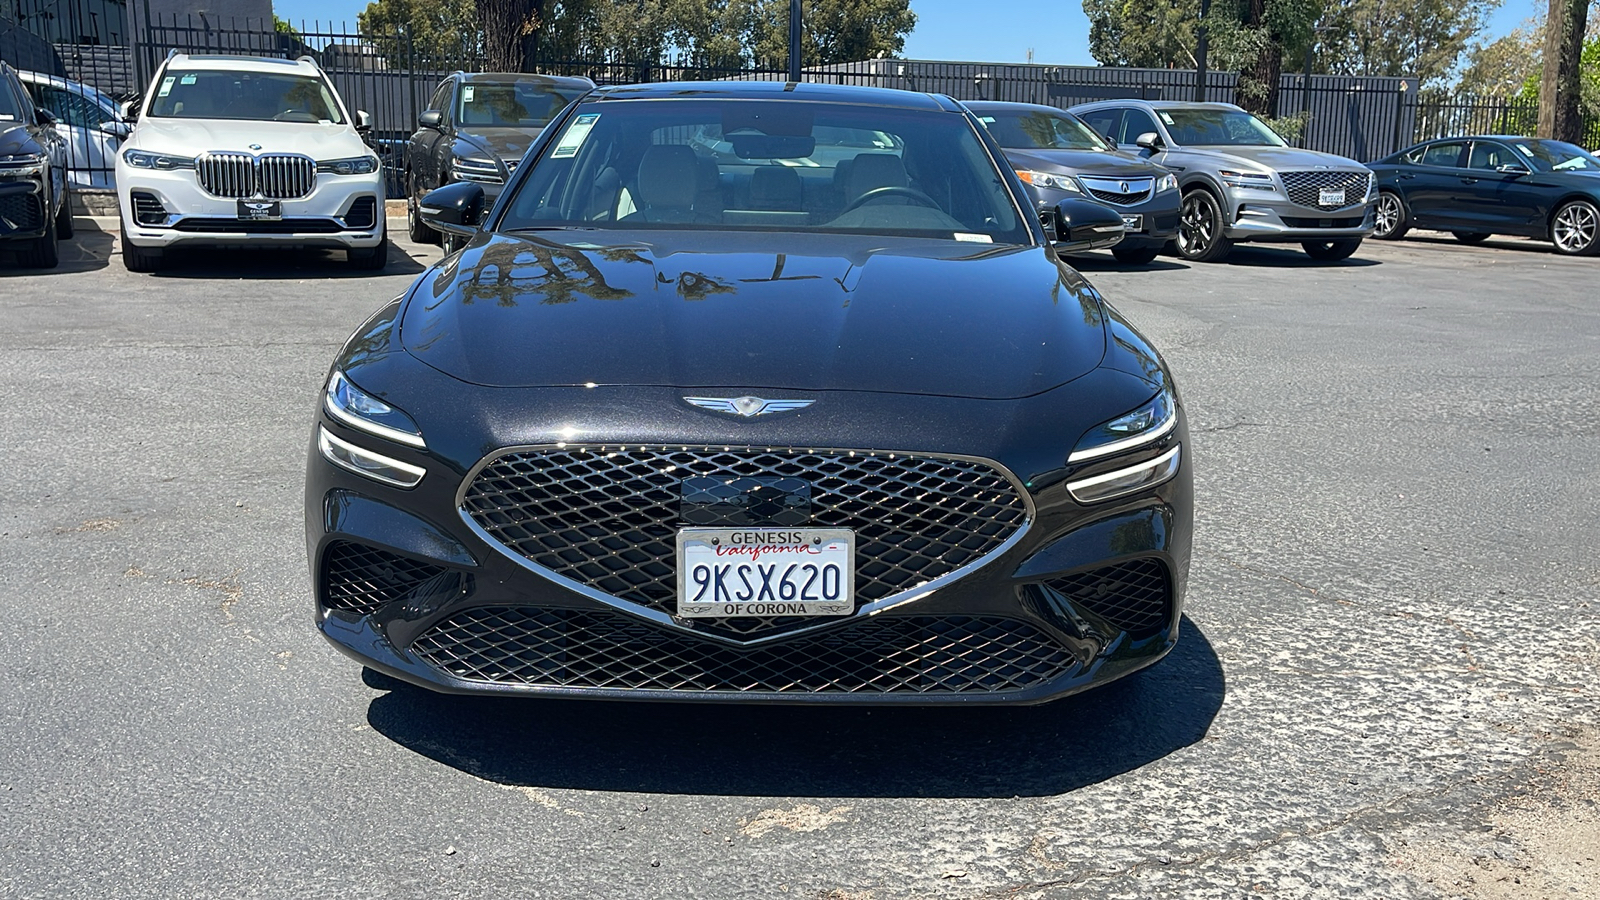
[{"x1": 684, "y1": 396, "x2": 815, "y2": 418}]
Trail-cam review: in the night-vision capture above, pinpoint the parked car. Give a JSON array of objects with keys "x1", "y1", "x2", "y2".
[
  {"x1": 1369, "y1": 136, "x2": 1600, "y2": 256},
  {"x1": 966, "y1": 100, "x2": 1179, "y2": 265},
  {"x1": 18, "y1": 69, "x2": 130, "y2": 189},
  {"x1": 115, "y1": 52, "x2": 387, "y2": 272},
  {"x1": 403, "y1": 71, "x2": 594, "y2": 245},
  {"x1": 0, "y1": 61, "x2": 72, "y2": 268},
  {"x1": 1071, "y1": 99, "x2": 1375, "y2": 263},
  {"x1": 309, "y1": 81, "x2": 1192, "y2": 705}
]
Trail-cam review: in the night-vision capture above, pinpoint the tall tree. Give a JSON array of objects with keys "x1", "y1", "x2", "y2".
[
  {"x1": 1317, "y1": 0, "x2": 1495, "y2": 87},
  {"x1": 359, "y1": 0, "x2": 480, "y2": 64},
  {"x1": 748, "y1": 0, "x2": 916, "y2": 67},
  {"x1": 1540, "y1": 0, "x2": 1590, "y2": 139},
  {"x1": 1459, "y1": 18, "x2": 1543, "y2": 97}
]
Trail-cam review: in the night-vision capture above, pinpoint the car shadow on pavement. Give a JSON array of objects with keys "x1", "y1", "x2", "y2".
[
  {"x1": 1061, "y1": 253, "x2": 1190, "y2": 273},
  {"x1": 0, "y1": 217, "x2": 113, "y2": 274},
  {"x1": 1216, "y1": 245, "x2": 1382, "y2": 268},
  {"x1": 1402, "y1": 233, "x2": 1553, "y2": 255},
  {"x1": 147, "y1": 242, "x2": 429, "y2": 278},
  {"x1": 364, "y1": 617, "x2": 1225, "y2": 799}
]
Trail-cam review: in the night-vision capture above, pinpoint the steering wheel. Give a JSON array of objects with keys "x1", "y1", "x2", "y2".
[{"x1": 842, "y1": 185, "x2": 941, "y2": 214}]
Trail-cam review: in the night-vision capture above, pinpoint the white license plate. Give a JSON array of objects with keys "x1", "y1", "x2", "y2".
[
  {"x1": 1318, "y1": 188, "x2": 1345, "y2": 206},
  {"x1": 1120, "y1": 214, "x2": 1143, "y2": 231},
  {"x1": 676, "y1": 528, "x2": 854, "y2": 618}
]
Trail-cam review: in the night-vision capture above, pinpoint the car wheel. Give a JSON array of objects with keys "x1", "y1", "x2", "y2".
[
  {"x1": 1372, "y1": 190, "x2": 1409, "y2": 240},
  {"x1": 1550, "y1": 200, "x2": 1600, "y2": 255},
  {"x1": 54, "y1": 183, "x2": 74, "y2": 240},
  {"x1": 1176, "y1": 189, "x2": 1233, "y2": 262},
  {"x1": 1301, "y1": 238, "x2": 1362, "y2": 262},
  {"x1": 406, "y1": 176, "x2": 437, "y2": 245},
  {"x1": 1451, "y1": 232, "x2": 1490, "y2": 245},
  {"x1": 349, "y1": 226, "x2": 390, "y2": 271},
  {"x1": 120, "y1": 225, "x2": 164, "y2": 272},
  {"x1": 21, "y1": 216, "x2": 60, "y2": 269},
  {"x1": 1111, "y1": 245, "x2": 1161, "y2": 265}
]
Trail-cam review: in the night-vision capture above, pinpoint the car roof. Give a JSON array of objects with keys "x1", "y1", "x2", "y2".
[
  {"x1": 459, "y1": 71, "x2": 595, "y2": 89},
  {"x1": 18, "y1": 69, "x2": 114, "y2": 99},
  {"x1": 964, "y1": 100, "x2": 1076, "y2": 115},
  {"x1": 166, "y1": 54, "x2": 320, "y2": 74},
  {"x1": 592, "y1": 80, "x2": 963, "y2": 112},
  {"x1": 1075, "y1": 99, "x2": 1244, "y2": 113}
]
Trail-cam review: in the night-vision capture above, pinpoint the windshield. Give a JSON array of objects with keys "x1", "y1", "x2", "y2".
[
  {"x1": 148, "y1": 69, "x2": 344, "y2": 123},
  {"x1": 976, "y1": 109, "x2": 1109, "y2": 151},
  {"x1": 1513, "y1": 139, "x2": 1600, "y2": 172},
  {"x1": 458, "y1": 79, "x2": 586, "y2": 129},
  {"x1": 1159, "y1": 108, "x2": 1287, "y2": 147},
  {"x1": 0, "y1": 81, "x2": 21, "y2": 122},
  {"x1": 500, "y1": 98, "x2": 1029, "y2": 244}
]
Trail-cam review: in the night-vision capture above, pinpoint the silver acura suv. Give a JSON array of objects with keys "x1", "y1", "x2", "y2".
[{"x1": 1071, "y1": 100, "x2": 1375, "y2": 263}]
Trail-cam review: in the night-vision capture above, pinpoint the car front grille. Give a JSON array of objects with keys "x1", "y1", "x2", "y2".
[
  {"x1": 460, "y1": 446, "x2": 1030, "y2": 638},
  {"x1": 196, "y1": 152, "x2": 316, "y2": 199},
  {"x1": 1279, "y1": 170, "x2": 1369, "y2": 210},
  {"x1": 0, "y1": 193, "x2": 43, "y2": 235},
  {"x1": 321, "y1": 541, "x2": 449, "y2": 616},
  {"x1": 411, "y1": 608, "x2": 1075, "y2": 695},
  {"x1": 1043, "y1": 558, "x2": 1171, "y2": 638},
  {"x1": 171, "y1": 218, "x2": 344, "y2": 234},
  {"x1": 1281, "y1": 215, "x2": 1364, "y2": 228},
  {"x1": 1080, "y1": 176, "x2": 1153, "y2": 206}
]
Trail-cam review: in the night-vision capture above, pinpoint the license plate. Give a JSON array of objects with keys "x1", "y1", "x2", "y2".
[
  {"x1": 676, "y1": 528, "x2": 854, "y2": 618},
  {"x1": 1120, "y1": 214, "x2": 1143, "y2": 231},
  {"x1": 1318, "y1": 188, "x2": 1345, "y2": 207},
  {"x1": 237, "y1": 199, "x2": 282, "y2": 221}
]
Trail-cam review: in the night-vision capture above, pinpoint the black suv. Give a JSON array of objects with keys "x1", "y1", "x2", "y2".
[
  {"x1": 403, "y1": 71, "x2": 593, "y2": 244},
  {"x1": 0, "y1": 62, "x2": 71, "y2": 268}
]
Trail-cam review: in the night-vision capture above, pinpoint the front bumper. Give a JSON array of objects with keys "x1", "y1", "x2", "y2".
[
  {"x1": 305, "y1": 379, "x2": 1194, "y2": 705},
  {"x1": 117, "y1": 165, "x2": 385, "y2": 249},
  {"x1": 0, "y1": 173, "x2": 50, "y2": 241},
  {"x1": 1221, "y1": 191, "x2": 1376, "y2": 242},
  {"x1": 1034, "y1": 185, "x2": 1180, "y2": 246}
]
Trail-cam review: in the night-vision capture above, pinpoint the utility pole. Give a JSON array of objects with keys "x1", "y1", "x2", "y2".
[
  {"x1": 1193, "y1": 0, "x2": 1210, "y2": 102},
  {"x1": 788, "y1": 0, "x2": 802, "y2": 82}
]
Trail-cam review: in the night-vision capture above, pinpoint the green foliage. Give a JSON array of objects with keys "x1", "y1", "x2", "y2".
[
  {"x1": 358, "y1": 0, "x2": 482, "y2": 64},
  {"x1": 746, "y1": 0, "x2": 916, "y2": 67},
  {"x1": 1317, "y1": 0, "x2": 1494, "y2": 87},
  {"x1": 273, "y1": 16, "x2": 301, "y2": 36},
  {"x1": 1260, "y1": 110, "x2": 1310, "y2": 140}
]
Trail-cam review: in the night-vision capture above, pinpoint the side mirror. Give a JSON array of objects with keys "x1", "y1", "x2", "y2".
[
  {"x1": 1495, "y1": 163, "x2": 1529, "y2": 175},
  {"x1": 418, "y1": 109, "x2": 442, "y2": 130},
  {"x1": 1135, "y1": 131, "x2": 1163, "y2": 151},
  {"x1": 119, "y1": 98, "x2": 140, "y2": 122},
  {"x1": 99, "y1": 120, "x2": 133, "y2": 139},
  {"x1": 35, "y1": 107, "x2": 58, "y2": 127},
  {"x1": 1043, "y1": 198, "x2": 1126, "y2": 253},
  {"x1": 420, "y1": 181, "x2": 486, "y2": 236},
  {"x1": 355, "y1": 110, "x2": 372, "y2": 133}
]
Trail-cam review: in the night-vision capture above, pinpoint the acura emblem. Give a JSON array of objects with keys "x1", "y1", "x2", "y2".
[
  {"x1": 684, "y1": 396, "x2": 815, "y2": 418},
  {"x1": 248, "y1": 143, "x2": 262, "y2": 150},
  {"x1": 1120, "y1": 181, "x2": 1130, "y2": 193}
]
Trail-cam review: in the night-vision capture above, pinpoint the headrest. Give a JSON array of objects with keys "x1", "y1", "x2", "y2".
[
  {"x1": 750, "y1": 166, "x2": 802, "y2": 208},
  {"x1": 844, "y1": 152, "x2": 908, "y2": 201},
  {"x1": 637, "y1": 145, "x2": 699, "y2": 210}
]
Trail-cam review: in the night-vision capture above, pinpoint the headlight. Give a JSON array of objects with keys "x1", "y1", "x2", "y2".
[
  {"x1": 1156, "y1": 173, "x2": 1178, "y2": 193},
  {"x1": 451, "y1": 155, "x2": 504, "y2": 184},
  {"x1": 1367, "y1": 172, "x2": 1377, "y2": 197},
  {"x1": 121, "y1": 149, "x2": 196, "y2": 170},
  {"x1": 1068, "y1": 446, "x2": 1182, "y2": 504},
  {"x1": 1017, "y1": 170, "x2": 1081, "y2": 193},
  {"x1": 1069, "y1": 387, "x2": 1177, "y2": 463},
  {"x1": 323, "y1": 370, "x2": 426, "y2": 448},
  {"x1": 1219, "y1": 169, "x2": 1275, "y2": 190},
  {"x1": 318, "y1": 427, "x2": 425, "y2": 489},
  {"x1": 317, "y1": 155, "x2": 380, "y2": 175}
]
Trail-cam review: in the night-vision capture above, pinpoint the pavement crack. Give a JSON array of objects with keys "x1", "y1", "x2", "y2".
[{"x1": 1192, "y1": 421, "x2": 1270, "y2": 435}]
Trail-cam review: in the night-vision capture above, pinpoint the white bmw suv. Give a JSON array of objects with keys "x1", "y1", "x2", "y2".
[{"x1": 116, "y1": 53, "x2": 387, "y2": 272}]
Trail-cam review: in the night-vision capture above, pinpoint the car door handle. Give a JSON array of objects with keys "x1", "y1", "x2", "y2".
[
  {"x1": 1460, "y1": 177, "x2": 1480, "y2": 184},
  {"x1": 1398, "y1": 173, "x2": 1416, "y2": 180}
]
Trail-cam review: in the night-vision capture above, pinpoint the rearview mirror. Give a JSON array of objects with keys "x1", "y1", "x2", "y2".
[
  {"x1": 1043, "y1": 198, "x2": 1126, "y2": 253},
  {"x1": 99, "y1": 120, "x2": 132, "y2": 139},
  {"x1": 356, "y1": 110, "x2": 372, "y2": 133},
  {"x1": 420, "y1": 181, "x2": 486, "y2": 236},
  {"x1": 119, "y1": 98, "x2": 140, "y2": 122},
  {"x1": 35, "y1": 107, "x2": 57, "y2": 127},
  {"x1": 418, "y1": 109, "x2": 442, "y2": 130},
  {"x1": 1495, "y1": 163, "x2": 1529, "y2": 175},
  {"x1": 1135, "y1": 131, "x2": 1163, "y2": 151}
]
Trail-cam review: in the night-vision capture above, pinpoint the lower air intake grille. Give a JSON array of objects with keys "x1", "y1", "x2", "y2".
[
  {"x1": 411, "y1": 608, "x2": 1074, "y2": 694},
  {"x1": 343, "y1": 196, "x2": 378, "y2": 229},
  {"x1": 0, "y1": 193, "x2": 43, "y2": 234},
  {"x1": 131, "y1": 191, "x2": 168, "y2": 225},
  {"x1": 321, "y1": 541, "x2": 448, "y2": 616},
  {"x1": 1044, "y1": 558, "x2": 1172, "y2": 638}
]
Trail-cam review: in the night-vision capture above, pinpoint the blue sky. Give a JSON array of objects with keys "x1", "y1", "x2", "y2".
[{"x1": 271, "y1": 0, "x2": 1540, "y2": 66}]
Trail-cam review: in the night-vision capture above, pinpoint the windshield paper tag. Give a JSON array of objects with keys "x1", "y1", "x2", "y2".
[
  {"x1": 1158, "y1": 111, "x2": 1175, "y2": 125},
  {"x1": 180, "y1": 74, "x2": 197, "y2": 85},
  {"x1": 551, "y1": 113, "x2": 600, "y2": 159},
  {"x1": 158, "y1": 76, "x2": 175, "y2": 97},
  {"x1": 954, "y1": 233, "x2": 994, "y2": 243},
  {"x1": 462, "y1": 85, "x2": 474, "y2": 102}
]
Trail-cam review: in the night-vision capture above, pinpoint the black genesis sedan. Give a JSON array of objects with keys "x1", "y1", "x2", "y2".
[
  {"x1": 966, "y1": 100, "x2": 1180, "y2": 265},
  {"x1": 1370, "y1": 136, "x2": 1600, "y2": 255},
  {"x1": 307, "y1": 81, "x2": 1193, "y2": 704}
]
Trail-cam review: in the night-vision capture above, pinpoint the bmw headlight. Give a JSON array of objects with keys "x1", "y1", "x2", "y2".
[
  {"x1": 121, "y1": 149, "x2": 196, "y2": 170},
  {"x1": 317, "y1": 155, "x2": 381, "y2": 175},
  {"x1": 1156, "y1": 173, "x2": 1178, "y2": 193},
  {"x1": 451, "y1": 155, "x2": 504, "y2": 184},
  {"x1": 1017, "y1": 170, "x2": 1081, "y2": 193},
  {"x1": 323, "y1": 370, "x2": 426, "y2": 448}
]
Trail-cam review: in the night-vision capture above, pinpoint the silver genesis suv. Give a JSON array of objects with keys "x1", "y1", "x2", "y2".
[{"x1": 1072, "y1": 100, "x2": 1375, "y2": 263}]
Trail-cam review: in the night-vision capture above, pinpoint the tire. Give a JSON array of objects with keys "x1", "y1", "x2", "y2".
[
  {"x1": 21, "y1": 217, "x2": 60, "y2": 269},
  {"x1": 1372, "y1": 190, "x2": 1409, "y2": 240},
  {"x1": 348, "y1": 228, "x2": 389, "y2": 271},
  {"x1": 1451, "y1": 232, "x2": 1490, "y2": 245},
  {"x1": 1302, "y1": 238, "x2": 1362, "y2": 262},
  {"x1": 1550, "y1": 199, "x2": 1600, "y2": 255},
  {"x1": 405, "y1": 175, "x2": 438, "y2": 244},
  {"x1": 1176, "y1": 189, "x2": 1234, "y2": 262},
  {"x1": 54, "y1": 184, "x2": 74, "y2": 239},
  {"x1": 1111, "y1": 245, "x2": 1161, "y2": 265},
  {"x1": 120, "y1": 225, "x2": 164, "y2": 272}
]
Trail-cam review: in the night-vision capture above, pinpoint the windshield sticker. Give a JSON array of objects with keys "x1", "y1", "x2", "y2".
[
  {"x1": 551, "y1": 112, "x2": 600, "y2": 159},
  {"x1": 462, "y1": 85, "x2": 475, "y2": 102},
  {"x1": 1157, "y1": 111, "x2": 1175, "y2": 125},
  {"x1": 1516, "y1": 143, "x2": 1533, "y2": 155},
  {"x1": 954, "y1": 233, "x2": 994, "y2": 243},
  {"x1": 0, "y1": 114, "x2": 13, "y2": 121},
  {"x1": 179, "y1": 74, "x2": 197, "y2": 85},
  {"x1": 978, "y1": 116, "x2": 995, "y2": 124},
  {"x1": 158, "y1": 76, "x2": 175, "y2": 97}
]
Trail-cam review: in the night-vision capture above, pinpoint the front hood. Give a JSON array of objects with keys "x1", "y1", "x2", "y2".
[
  {"x1": 0, "y1": 124, "x2": 41, "y2": 157},
  {"x1": 128, "y1": 118, "x2": 368, "y2": 158},
  {"x1": 401, "y1": 231, "x2": 1107, "y2": 400},
  {"x1": 459, "y1": 127, "x2": 543, "y2": 165},
  {"x1": 1005, "y1": 148, "x2": 1164, "y2": 178},
  {"x1": 1179, "y1": 145, "x2": 1367, "y2": 171}
]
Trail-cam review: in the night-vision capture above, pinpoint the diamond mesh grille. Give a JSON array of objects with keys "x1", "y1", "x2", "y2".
[
  {"x1": 1279, "y1": 170, "x2": 1369, "y2": 210},
  {"x1": 1044, "y1": 558, "x2": 1171, "y2": 638},
  {"x1": 321, "y1": 541, "x2": 449, "y2": 616},
  {"x1": 0, "y1": 193, "x2": 43, "y2": 234},
  {"x1": 460, "y1": 447, "x2": 1029, "y2": 637},
  {"x1": 411, "y1": 608, "x2": 1074, "y2": 694}
]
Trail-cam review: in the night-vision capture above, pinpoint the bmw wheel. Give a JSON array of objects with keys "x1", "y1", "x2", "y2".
[
  {"x1": 1372, "y1": 190, "x2": 1409, "y2": 240},
  {"x1": 1176, "y1": 189, "x2": 1233, "y2": 263},
  {"x1": 1550, "y1": 200, "x2": 1600, "y2": 256}
]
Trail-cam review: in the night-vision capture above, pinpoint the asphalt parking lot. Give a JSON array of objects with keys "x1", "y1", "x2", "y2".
[{"x1": 2, "y1": 219, "x2": 1596, "y2": 899}]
